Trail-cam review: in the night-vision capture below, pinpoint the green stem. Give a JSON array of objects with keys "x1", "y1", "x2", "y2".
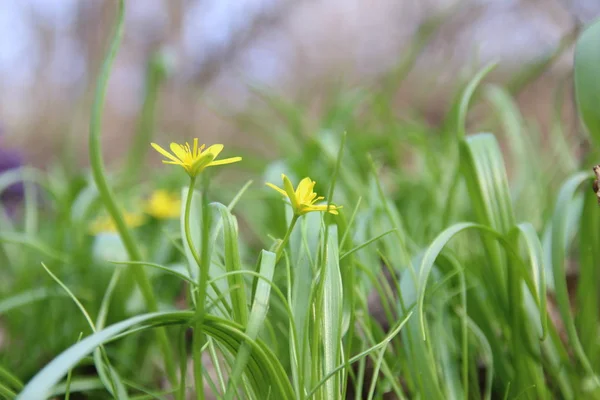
[
  {"x1": 177, "y1": 326, "x2": 188, "y2": 400},
  {"x1": 88, "y1": 0, "x2": 177, "y2": 387},
  {"x1": 275, "y1": 215, "x2": 299, "y2": 263},
  {"x1": 183, "y1": 176, "x2": 209, "y2": 400},
  {"x1": 184, "y1": 177, "x2": 202, "y2": 270}
]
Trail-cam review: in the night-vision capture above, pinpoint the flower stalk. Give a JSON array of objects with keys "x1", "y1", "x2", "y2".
[
  {"x1": 275, "y1": 214, "x2": 299, "y2": 263},
  {"x1": 87, "y1": 0, "x2": 177, "y2": 386},
  {"x1": 182, "y1": 176, "x2": 210, "y2": 400}
]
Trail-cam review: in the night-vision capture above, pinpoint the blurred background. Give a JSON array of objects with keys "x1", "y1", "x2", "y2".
[{"x1": 0, "y1": 0, "x2": 599, "y2": 167}]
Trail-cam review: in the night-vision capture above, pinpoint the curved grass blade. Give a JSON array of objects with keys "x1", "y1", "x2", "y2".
[
  {"x1": 417, "y1": 222, "x2": 481, "y2": 340},
  {"x1": 110, "y1": 260, "x2": 195, "y2": 285},
  {"x1": 40, "y1": 263, "x2": 127, "y2": 398},
  {"x1": 18, "y1": 311, "x2": 193, "y2": 400},
  {"x1": 225, "y1": 250, "x2": 276, "y2": 399},
  {"x1": 460, "y1": 133, "x2": 515, "y2": 234},
  {"x1": 339, "y1": 228, "x2": 396, "y2": 261},
  {"x1": 64, "y1": 332, "x2": 83, "y2": 400},
  {"x1": 550, "y1": 171, "x2": 600, "y2": 386},
  {"x1": 19, "y1": 312, "x2": 295, "y2": 400},
  {"x1": 85, "y1": 0, "x2": 176, "y2": 383},
  {"x1": 511, "y1": 223, "x2": 547, "y2": 339},
  {"x1": 451, "y1": 62, "x2": 497, "y2": 139}
]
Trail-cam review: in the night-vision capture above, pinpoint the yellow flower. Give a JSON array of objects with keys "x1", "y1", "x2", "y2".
[
  {"x1": 89, "y1": 213, "x2": 146, "y2": 235},
  {"x1": 266, "y1": 174, "x2": 342, "y2": 216},
  {"x1": 150, "y1": 139, "x2": 242, "y2": 177},
  {"x1": 145, "y1": 190, "x2": 181, "y2": 219}
]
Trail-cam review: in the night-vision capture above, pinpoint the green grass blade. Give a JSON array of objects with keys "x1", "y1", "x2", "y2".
[
  {"x1": 40, "y1": 263, "x2": 128, "y2": 398},
  {"x1": 318, "y1": 227, "x2": 343, "y2": 399},
  {"x1": 512, "y1": 223, "x2": 547, "y2": 339},
  {"x1": 18, "y1": 311, "x2": 194, "y2": 400},
  {"x1": 307, "y1": 311, "x2": 413, "y2": 398},
  {"x1": 50, "y1": 378, "x2": 104, "y2": 397},
  {"x1": 574, "y1": 17, "x2": 600, "y2": 146},
  {"x1": 461, "y1": 133, "x2": 516, "y2": 233},
  {"x1": 577, "y1": 187, "x2": 600, "y2": 365},
  {"x1": 339, "y1": 228, "x2": 396, "y2": 260},
  {"x1": 64, "y1": 332, "x2": 83, "y2": 400},
  {"x1": 111, "y1": 260, "x2": 195, "y2": 285},
  {"x1": 214, "y1": 203, "x2": 248, "y2": 326},
  {"x1": 225, "y1": 250, "x2": 276, "y2": 399},
  {"x1": 550, "y1": 171, "x2": 599, "y2": 386},
  {"x1": 451, "y1": 62, "x2": 497, "y2": 139},
  {"x1": 0, "y1": 364, "x2": 23, "y2": 391},
  {"x1": 85, "y1": 0, "x2": 176, "y2": 384},
  {"x1": 417, "y1": 222, "x2": 497, "y2": 340}
]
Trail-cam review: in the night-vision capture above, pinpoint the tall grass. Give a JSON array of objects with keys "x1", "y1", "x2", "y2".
[{"x1": 2, "y1": 4, "x2": 600, "y2": 400}]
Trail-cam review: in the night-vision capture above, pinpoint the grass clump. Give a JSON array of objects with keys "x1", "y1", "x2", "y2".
[{"x1": 3, "y1": 3, "x2": 600, "y2": 400}]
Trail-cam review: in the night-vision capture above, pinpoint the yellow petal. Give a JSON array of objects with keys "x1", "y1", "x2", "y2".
[
  {"x1": 296, "y1": 177, "x2": 314, "y2": 202},
  {"x1": 207, "y1": 156, "x2": 242, "y2": 166},
  {"x1": 308, "y1": 204, "x2": 341, "y2": 215},
  {"x1": 282, "y1": 175, "x2": 299, "y2": 211},
  {"x1": 151, "y1": 143, "x2": 180, "y2": 163},
  {"x1": 204, "y1": 144, "x2": 224, "y2": 159},
  {"x1": 170, "y1": 143, "x2": 188, "y2": 161},
  {"x1": 266, "y1": 182, "x2": 288, "y2": 197}
]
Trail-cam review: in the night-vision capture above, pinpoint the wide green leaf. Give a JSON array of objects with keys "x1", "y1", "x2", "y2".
[{"x1": 575, "y1": 17, "x2": 600, "y2": 146}]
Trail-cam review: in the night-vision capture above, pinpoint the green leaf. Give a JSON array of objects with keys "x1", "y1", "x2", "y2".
[
  {"x1": 19, "y1": 312, "x2": 295, "y2": 400},
  {"x1": 577, "y1": 186, "x2": 600, "y2": 365},
  {"x1": 18, "y1": 312, "x2": 191, "y2": 400},
  {"x1": 574, "y1": 17, "x2": 600, "y2": 145},
  {"x1": 214, "y1": 203, "x2": 248, "y2": 326},
  {"x1": 319, "y1": 227, "x2": 343, "y2": 399},
  {"x1": 225, "y1": 250, "x2": 276, "y2": 398},
  {"x1": 446, "y1": 62, "x2": 497, "y2": 138},
  {"x1": 550, "y1": 171, "x2": 599, "y2": 386}
]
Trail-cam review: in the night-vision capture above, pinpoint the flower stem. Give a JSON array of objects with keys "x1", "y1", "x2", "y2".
[
  {"x1": 184, "y1": 177, "x2": 202, "y2": 272},
  {"x1": 87, "y1": 0, "x2": 177, "y2": 387},
  {"x1": 183, "y1": 176, "x2": 209, "y2": 400},
  {"x1": 275, "y1": 214, "x2": 299, "y2": 263}
]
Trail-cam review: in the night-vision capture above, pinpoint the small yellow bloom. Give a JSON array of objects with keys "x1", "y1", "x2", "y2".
[
  {"x1": 145, "y1": 190, "x2": 181, "y2": 219},
  {"x1": 266, "y1": 174, "x2": 342, "y2": 216},
  {"x1": 89, "y1": 213, "x2": 146, "y2": 235},
  {"x1": 150, "y1": 139, "x2": 242, "y2": 177}
]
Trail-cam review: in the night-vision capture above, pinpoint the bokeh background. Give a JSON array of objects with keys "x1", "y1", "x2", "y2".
[{"x1": 1, "y1": 0, "x2": 599, "y2": 166}]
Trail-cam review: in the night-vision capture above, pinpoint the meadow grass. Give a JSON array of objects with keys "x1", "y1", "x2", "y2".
[{"x1": 3, "y1": 3, "x2": 600, "y2": 400}]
